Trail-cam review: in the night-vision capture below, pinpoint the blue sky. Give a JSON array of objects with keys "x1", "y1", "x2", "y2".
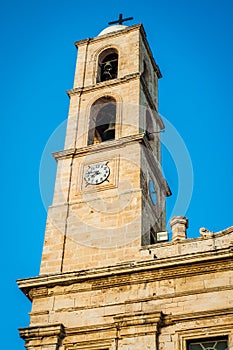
[{"x1": 1, "y1": 0, "x2": 233, "y2": 348}]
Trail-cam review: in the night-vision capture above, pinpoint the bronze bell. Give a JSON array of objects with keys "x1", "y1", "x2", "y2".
[
  {"x1": 102, "y1": 123, "x2": 115, "y2": 141},
  {"x1": 104, "y1": 61, "x2": 112, "y2": 70},
  {"x1": 102, "y1": 62, "x2": 113, "y2": 81}
]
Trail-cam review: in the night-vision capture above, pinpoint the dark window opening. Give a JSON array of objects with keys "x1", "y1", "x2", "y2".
[
  {"x1": 97, "y1": 49, "x2": 118, "y2": 83},
  {"x1": 100, "y1": 53, "x2": 118, "y2": 81},
  {"x1": 88, "y1": 97, "x2": 116, "y2": 145},
  {"x1": 187, "y1": 337, "x2": 228, "y2": 350},
  {"x1": 95, "y1": 103, "x2": 116, "y2": 142}
]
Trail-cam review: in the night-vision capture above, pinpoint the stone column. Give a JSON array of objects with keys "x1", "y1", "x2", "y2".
[{"x1": 170, "y1": 216, "x2": 188, "y2": 242}]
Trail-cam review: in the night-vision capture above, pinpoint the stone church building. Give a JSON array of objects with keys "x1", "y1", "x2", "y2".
[{"x1": 17, "y1": 19, "x2": 233, "y2": 350}]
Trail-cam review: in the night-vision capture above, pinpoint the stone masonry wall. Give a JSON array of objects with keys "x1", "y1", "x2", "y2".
[{"x1": 20, "y1": 227, "x2": 233, "y2": 349}]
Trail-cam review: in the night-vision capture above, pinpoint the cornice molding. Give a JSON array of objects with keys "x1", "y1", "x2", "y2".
[
  {"x1": 74, "y1": 24, "x2": 143, "y2": 48},
  {"x1": 64, "y1": 311, "x2": 162, "y2": 336},
  {"x1": 114, "y1": 311, "x2": 163, "y2": 327},
  {"x1": 20, "y1": 309, "x2": 233, "y2": 344},
  {"x1": 164, "y1": 307, "x2": 233, "y2": 326},
  {"x1": 67, "y1": 72, "x2": 140, "y2": 97},
  {"x1": 17, "y1": 246, "x2": 233, "y2": 300},
  {"x1": 53, "y1": 133, "x2": 146, "y2": 160},
  {"x1": 28, "y1": 286, "x2": 47, "y2": 300},
  {"x1": 19, "y1": 323, "x2": 65, "y2": 340}
]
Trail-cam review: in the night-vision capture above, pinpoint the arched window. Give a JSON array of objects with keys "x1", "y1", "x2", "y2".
[
  {"x1": 88, "y1": 97, "x2": 116, "y2": 145},
  {"x1": 97, "y1": 49, "x2": 118, "y2": 83}
]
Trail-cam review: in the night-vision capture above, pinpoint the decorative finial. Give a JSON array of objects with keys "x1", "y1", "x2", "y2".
[
  {"x1": 199, "y1": 227, "x2": 214, "y2": 238},
  {"x1": 108, "y1": 13, "x2": 133, "y2": 26}
]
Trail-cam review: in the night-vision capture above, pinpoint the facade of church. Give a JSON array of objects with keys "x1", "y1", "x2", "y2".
[{"x1": 17, "y1": 22, "x2": 233, "y2": 350}]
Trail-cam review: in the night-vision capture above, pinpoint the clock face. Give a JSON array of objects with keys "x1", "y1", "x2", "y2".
[{"x1": 84, "y1": 162, "x2": 110, "y2": 185}]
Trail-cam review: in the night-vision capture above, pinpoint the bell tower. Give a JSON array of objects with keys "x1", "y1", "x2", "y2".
[
  {"x1": 18, "y1": 18, "x2": 233, "y2": 350},
  {"x1": 37, "y1": 22, "x2": 170, "y2": 275},
  {"x1": 18, "y1": 20, "x2": 171, "y2": 350}
]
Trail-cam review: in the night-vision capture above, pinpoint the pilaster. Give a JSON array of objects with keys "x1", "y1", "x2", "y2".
[{"x1": 19, "y1": 324, "x2": 65, "y2": 350}]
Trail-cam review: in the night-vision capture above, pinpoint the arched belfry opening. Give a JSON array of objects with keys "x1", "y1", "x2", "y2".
[
  {"x1": 97, "y1": 48, "x2": 118, "y2": 82},
  {"x1": 88, "y1": 96, "x2": 116, "y2": 145}
]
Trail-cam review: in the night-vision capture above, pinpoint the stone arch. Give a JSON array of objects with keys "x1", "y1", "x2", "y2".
[
  {"x1": 96, "y1": 47, "x2": 119, "y2": 83},
  {"x1": 87, "y1": 96, "x2": 117, "y2": 145},
  {"x1": 85, "y1": 92, "x2": 123, "y2": 145}
]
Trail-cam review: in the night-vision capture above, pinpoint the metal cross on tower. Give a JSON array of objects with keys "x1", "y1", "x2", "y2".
[{"x1": 108, "y1": 13, "x2": 133, "y2": 26}]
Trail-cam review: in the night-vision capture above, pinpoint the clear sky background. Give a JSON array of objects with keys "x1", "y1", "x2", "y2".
[{"x1": 1, "y1": 0, "x2": 233, "y2": 348}]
